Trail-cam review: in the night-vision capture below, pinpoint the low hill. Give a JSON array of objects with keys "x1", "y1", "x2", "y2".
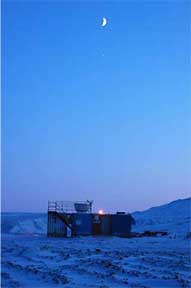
[{"x1": 132, "y1": 197, "x2": 191, "y2": 238}]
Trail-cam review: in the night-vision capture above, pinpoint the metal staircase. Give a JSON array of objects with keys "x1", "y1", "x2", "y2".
[{"x1": 48, "y1": 201, "x2": 75, "y2": 236}]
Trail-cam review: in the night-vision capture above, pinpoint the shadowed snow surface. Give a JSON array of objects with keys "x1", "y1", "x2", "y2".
[{"x1": 1, "y1": 234, "x2": 190, "y2": 288}]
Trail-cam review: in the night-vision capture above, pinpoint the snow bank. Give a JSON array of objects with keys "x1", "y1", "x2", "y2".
[
  {"x1": 1, "y1": 213, "x2": 47, "y2": 235},
  {"x1": 132, "y1": 198, "x2": 191, "y2": 238}
]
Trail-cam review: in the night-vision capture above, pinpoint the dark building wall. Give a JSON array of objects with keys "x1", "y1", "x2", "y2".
[
  {"x1": 92, "y1": 214, "x2": 112, "y2": 236},
  {"x1": 48, "y1": 212, "x2": 132, "y2": 237},
  {"x1": 72, "y1": 213, "x2": 92, "y2": 235},
  {"x1": 92, "y1": 214, "x2": 101, "y2": 235},
  {"x1": 100, "y1": 215, "x2": 112, "y2": 235},
  {"x1": 47, "y1": 212, "x2": 66, "y2": 237},
  {"x1": 111, "y1": 214, "x2": 132, "y2": 236}
]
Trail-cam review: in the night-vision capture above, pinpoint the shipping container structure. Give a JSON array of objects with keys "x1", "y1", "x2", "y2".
[{"x1": 47, "y1": 201, "x2": 133, "y2": 237}]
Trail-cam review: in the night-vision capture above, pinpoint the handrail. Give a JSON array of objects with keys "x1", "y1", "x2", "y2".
[{"x1": 48, "y1": 200, "x2": 93, "y2": 214}]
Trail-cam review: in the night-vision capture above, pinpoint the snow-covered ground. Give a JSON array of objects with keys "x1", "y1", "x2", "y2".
[
  {"x1": 1, "y1": 198, "x2": 191, "y2": 288},
  {"x1": 2, "y1": 234, "x2": 190, "y2": 288}
]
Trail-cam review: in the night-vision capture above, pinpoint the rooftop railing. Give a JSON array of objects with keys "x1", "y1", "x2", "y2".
[{"x1": 48, "y1": 200, "x2": 93, "y2": 214}]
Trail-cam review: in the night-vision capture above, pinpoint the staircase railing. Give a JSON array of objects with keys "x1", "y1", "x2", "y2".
[{"x1": 48, "y1": 201, "x2": 74, "y2": 234}]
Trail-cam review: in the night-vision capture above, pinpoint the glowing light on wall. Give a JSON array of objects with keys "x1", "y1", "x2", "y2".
[{"x1": 98, "y1": 209, "x2": 104, "y2": 215}]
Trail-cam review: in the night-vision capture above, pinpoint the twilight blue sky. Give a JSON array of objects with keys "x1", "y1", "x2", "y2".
[{"x1": 2, "y1": 1, "x2": 190, "y2": 213}]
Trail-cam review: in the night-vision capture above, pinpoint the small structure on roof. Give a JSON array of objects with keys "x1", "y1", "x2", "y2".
[{"x1": 47, "y1": 200, "x2": 134, "y2": 238}]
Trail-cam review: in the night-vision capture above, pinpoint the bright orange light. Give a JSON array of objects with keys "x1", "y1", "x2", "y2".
[{"x1": 98, "y1": 209, "x2": 104, "y2": 215}]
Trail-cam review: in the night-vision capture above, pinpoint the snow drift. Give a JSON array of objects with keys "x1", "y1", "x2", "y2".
[
  {"x1": 1, "y1": 213, "x2": 47, "y2": 235},
  {"x1": 132, "y1": 197, "x2": 191, "y2": 237}
]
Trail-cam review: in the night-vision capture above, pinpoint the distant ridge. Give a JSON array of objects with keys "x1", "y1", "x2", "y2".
[
  {"x1": 132, "y1": 197, "x2": 191, "y2": 238},
  {"x1": 133, "y1": 197, "x2": 190, "y2": 213}
]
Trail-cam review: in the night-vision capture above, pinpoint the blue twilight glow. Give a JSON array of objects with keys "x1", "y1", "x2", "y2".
[{"x1": 2, "y1": 1, "x2": 190, "y2": 212}]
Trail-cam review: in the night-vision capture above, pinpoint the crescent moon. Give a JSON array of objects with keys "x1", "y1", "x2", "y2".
[{"x1": 102, "y1": 17, "x2": 107, "y2": 27}]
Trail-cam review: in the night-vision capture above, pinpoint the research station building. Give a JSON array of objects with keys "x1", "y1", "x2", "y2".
[{"x1": 47, "y1": 201, "x2": 134, "y2": 238}]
